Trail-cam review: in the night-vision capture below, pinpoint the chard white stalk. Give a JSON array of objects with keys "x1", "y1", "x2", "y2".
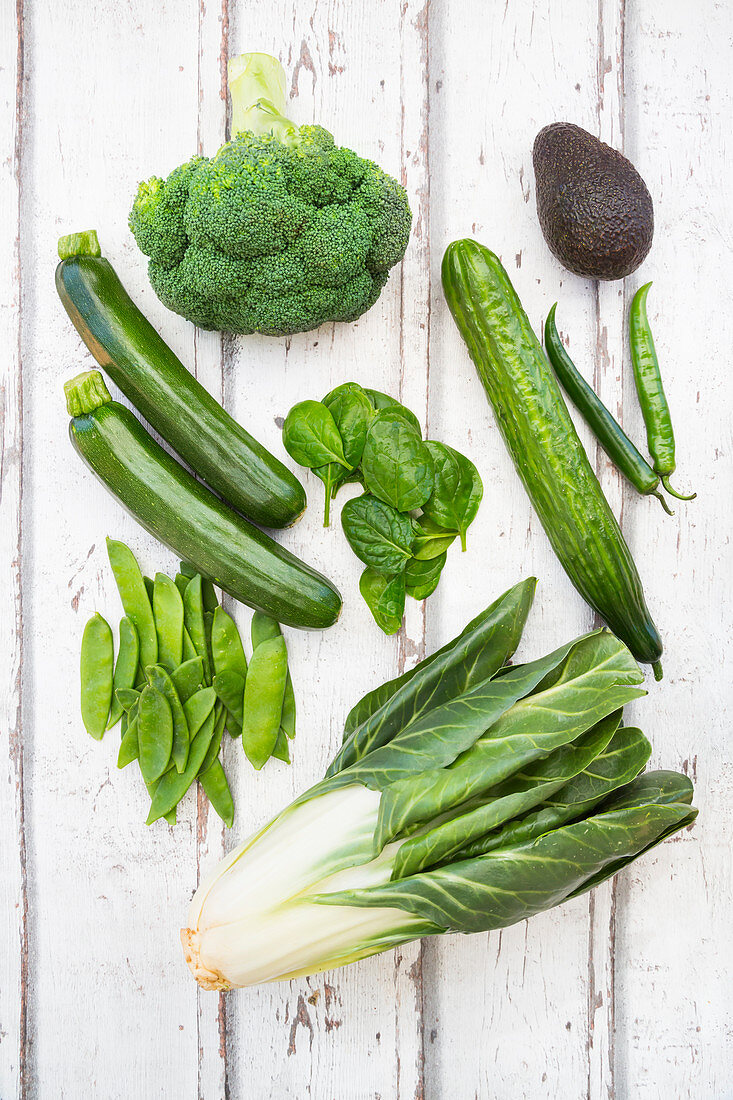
[{"x1": 181, "y1": 583, "x2": 697, "y2": 990}]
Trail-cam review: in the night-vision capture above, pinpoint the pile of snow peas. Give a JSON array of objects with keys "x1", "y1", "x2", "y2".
[{"x1": 79, "y1": 538, "x2": 296, "y2": 826}]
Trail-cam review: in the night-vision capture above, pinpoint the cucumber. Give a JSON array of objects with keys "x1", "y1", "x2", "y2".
[
  {"x1": 442, "y1": 240, "x2": 662, "y2": 674},
  {"x1": 56, "y1": 232, "x2": 305, "y2": 529},
  {"x1": 65, "y1": 371, "x2": 341, "y2": 631}
]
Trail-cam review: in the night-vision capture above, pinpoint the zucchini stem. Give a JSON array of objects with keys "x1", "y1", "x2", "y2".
[
  {"x1": 65, "y1": 370, "x2": 112, "y2": 417},
  {"x1": 652, "y1": 660, "x2": 664, "y2": 682},
  {"x1": 58, "y1": 230, "x2": 101, "y2": 261}
]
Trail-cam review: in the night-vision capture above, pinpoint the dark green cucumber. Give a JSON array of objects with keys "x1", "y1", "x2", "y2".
[
  {"x1": 65, "y1": 371, "x2": 341, "y2": 630},
  {"x1": 56, "y1": 231, "x2": 305, "y2": 529},
  {"x1": 442, "y1": 240, "x2": 662, "y2": 675}
]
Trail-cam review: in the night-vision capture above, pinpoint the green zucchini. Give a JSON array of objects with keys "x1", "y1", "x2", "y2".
[
  {"x1": 56, "y1": 231, "x2": 305, "y2": 529},
  {"x1": 442, "y1": 240, "x2": 663, "y2": 675},
  {"x1": 65, "y1": 371, "x2": 341, "y2": 630}
]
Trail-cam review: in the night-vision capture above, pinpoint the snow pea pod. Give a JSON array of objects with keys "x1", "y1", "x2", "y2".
[
  {"x1": 271, "y1": 727, "x2": 291, "y2": 763},
  {"x1": 199, "y1": 757, "x2": 234, "y2": 828},
  {"x1": 80, "y1": 613, "x2": 114, "y2": 739},
  {"x1": 117, "y1": 698, "x2": 140, "y2": 767},
  {"x1": 198, "y1": 704, "x2": 226, "y2": 775},
  {"x1": 182, "y1": 627, "x2": 198, "y2": 663},
  {"x1": 183, "y1": 574, "x2": 211, "y2": 685},
  {"x1": 213, "y1": 670, "x2": 245, "y2": 728},
  {"x1": 106, "y1": 538, "x2": 158, "y2": 671},
  {"x1": 211, "y1": 607, "x2": 248, "y2": 681},
  {"x1": 138, "y1": 685, "x2": 173, "y2": 782},
  {"x1": 147, "y1": 708, "x2": 216, "y2": 824},
  {"x1": 115, "y1": 686, "x2": 140, "y2": 712},
  {"x1": 251, "y1": 613, "x2": 296, "y2": 739},
  {"x1": 629, "y1": 283, "x2": 695, "y2": 501},
  {"x1": 170, "y1": 656, "x2": 205, "y2": 703},
  {"x1": 241, "y1": 635, "x2": 288, "y2": 769},
  {"x1": 153, "y1": 573, "x2": 184, "y2": 670},
  {"x1": 146, "y1": 664, "x2": 190, "y2": 772},
  {"x1": 183, "y1": 687, "x2": 217, "y2": 738},
  {"x1": 544, "y1": 304, "x2": 673, "y2": 515},
  {"x1": 105, "y1": 617, "x2": 140, "y2": 730}
]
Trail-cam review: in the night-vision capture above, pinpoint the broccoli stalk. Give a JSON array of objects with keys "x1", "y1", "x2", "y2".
[{"x1": 228, "y1": 53, "x2": 300, "y2": 147}]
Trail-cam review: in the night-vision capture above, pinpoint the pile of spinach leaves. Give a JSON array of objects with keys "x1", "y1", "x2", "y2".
[{"x1": 282, "y1": 383, "x2": 483, "y2": 633}]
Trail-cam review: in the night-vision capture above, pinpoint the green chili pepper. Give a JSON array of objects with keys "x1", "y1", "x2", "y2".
[
  {"x1": 106, "y1": 539, "x2": 158, "y2": 671},
  {"x1": 241, "y1": 635, "x2": 288, "y2": 769},
  {"x1": 544, "y1": 304, "x2": 673, "y2": 515},
  {"x1": 145, "y1": 664, "x2": 190, "y2": 773},
  {"x1": 199, "y1": 757, "x2": 234, "y2": 827},
  {"x1": 138, "y1": 685, "x2": 174, "y2": 782},
  {"x1": 146, "y1": 708, "x2": 216, "y2": 824},
  {"x1": 153, "y1": 573, "x2": 184, "y2": 670},
  {"x1": 80, "y1": 613, "x2": 114, "y2": 739},
  {"x1": 629, "y1": 283, "x2": 696, "y2": 501}
]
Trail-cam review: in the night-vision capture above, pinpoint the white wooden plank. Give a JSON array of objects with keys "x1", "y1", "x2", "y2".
[
  {"x1": 209, "y1": 2, "x2": 432, "y2": 1097},
  {"x1": 0, "y1": 2, "x2": 27, "y2": 1097},
  {"x1": 422, "y1": 1, "x2": 623, "y2": 1096},
  {"x1": 20, "y1": 2, "x2": 203, "y2": 1095},
  {"x1": 615, "y1": 0, "x2": 733, "y2": 1095}
]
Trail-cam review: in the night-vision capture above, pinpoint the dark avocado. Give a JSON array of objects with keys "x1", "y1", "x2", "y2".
[{"x1": 533, "y1": 123, "x2": 654, "y2": 280}]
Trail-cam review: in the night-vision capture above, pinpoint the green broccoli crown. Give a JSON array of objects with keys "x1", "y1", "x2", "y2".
[{"x1": 129, "y1": 54, "x2": 412, "y2": 337}]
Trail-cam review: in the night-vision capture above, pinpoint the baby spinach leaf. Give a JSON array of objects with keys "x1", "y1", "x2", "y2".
[
  {"x1": 359, "y1": 568, "x2": 406, "y2": 635},
  {"x1": 323, "y1": 382, "x2": 376, "y2": 469},
  {"x1": 412, "y1": 515, "x2": 458, "y2": 560},
  {"x1": 361, "y1": 416, "x2": 434, "y2": 512},
  {"x1": 405, "y1": 551, "x2": 447, "y2": 600},
  {"x1": 282, "y1": 400, "x2": 351, "y2": 471},
  {"x1": 342, "y1": 494, "x2": 416, "y2": 575},
  {"x1": 422, "y1": 441, "x2": 483, "y2": 551},
  {"x1": 363, "y1": 389, "x2": 422, "y2": 435}
]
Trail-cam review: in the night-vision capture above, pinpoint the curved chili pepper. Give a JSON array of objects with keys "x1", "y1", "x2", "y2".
[
  {"x1": 544, "y1": 305, "x2": 673, "y2": 516},
  {"x1": 629, "y1": 283, "x2": 696, "y2": 501}
]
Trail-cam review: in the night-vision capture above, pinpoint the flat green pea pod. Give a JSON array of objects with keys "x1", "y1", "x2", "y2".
[
  {"x1": 146, "y1": 664, "x2": 190, "y2": 773},
  {"x1": 106, "y1": 617, "x2": 140, "y2": 730},
  {"x1": 138, "y1": 685, "x2": 174, "y2": 782},
  {"x1": 251, "y1": 612, "x2": 296, "y2": 740},
  {"x1": 170, "y1": 656, "x2": 205, "y2": 703},
  {"x1": 115, "y1": 686, "x2": 140, "y2": 712},
  {"x1": 117, "y1": 699, "x2": 140, "y2": 767},
  {"x1": 153, "y1": 573, "x2": 184, "y2": 670},
  {"x1": 147, "y1": 708, "x2": 217, "y2": 824},
  {"x1": 182, "y1": 627, "x2": 198, "y2": 663},
  {"x1": 106, "y1": 538, "x2": 158, "y2": 671},
  {"x1": 198, "y1": 705, "x2": 226, "y2": 775},
  {"x1": 271, "y1": 727, "x2": 291, "y2": 764},
  {"x1": 174, "y1": 572, "x2": 190, "y2": 598},
  {"x1": 211, "y1": 607, "x2": 248, "y2": 681},
  {"x1": 213, "y1": 670, "x2": 245, "y2": 730},
  {"x1": 183, "y1": 574, "x2": 211, "y2": 685},
  {"x1": 80, "y1": 613, "x2": 114, "y2": 739},
  {"x1": 199, "y1": 757, "x2": 234, "y2": 828},
  {"x1": 242, "y1": 635, "x2": 288, "y2": 769},
  {"x1": 180, "y1": 560, "x2": 219, "y2": 612},
  {"x1": 183, "y1": 687, "x2": 217, "y2": 738}
]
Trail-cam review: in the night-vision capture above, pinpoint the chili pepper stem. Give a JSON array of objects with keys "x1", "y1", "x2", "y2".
[
  {"x1": 652, "y1": 660, "x2": 664, "y2": 682},
  {"x1": 660, "y1": 476, "x2": 696, "y2": 501},
  {"x1": 651, "y1": 491, "x2": 675, "y2": 517}
]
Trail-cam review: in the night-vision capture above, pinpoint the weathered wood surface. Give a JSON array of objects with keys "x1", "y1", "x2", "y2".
[{"x1": 1, "y1": 0, "x2": 731, "y2": 1096}]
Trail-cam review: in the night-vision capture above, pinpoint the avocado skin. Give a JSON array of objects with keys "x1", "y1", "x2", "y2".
[{"x1": 533, "y1": 123, "x2": 654, "y2": 280}]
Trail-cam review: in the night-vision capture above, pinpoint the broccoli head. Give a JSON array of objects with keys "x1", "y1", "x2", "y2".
[{"x1": 129, "y1": 53, "x2": 412, "y2": 337}]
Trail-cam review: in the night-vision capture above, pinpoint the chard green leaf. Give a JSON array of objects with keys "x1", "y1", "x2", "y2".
[
  {"x1": 359, "y1": 568, "x2": 405, "y2": 635},
  {"x1": 361, "y1": 415, "x2": 434, "y2": 512},
  {"x1": 455, "y1": 723, "x2": 651, "y2": 860},
  {"x1": 422, "y1": 442, "x2": 483, "y2": 551},
  {"x1": 363, "y1": 389, "x2": 422, "y2": 434},
  {"x1": 282, "y1": 400, "x2": 351, "y2": 471},
  {"x1": 342, "y1": 494, "x2": 417, "y2": 575},
  {"x1": 321, "y1": 802, "x2": 695, "y2": 934},
  {"x1": 405, "y1": 552, "x2": 447, "y2": 600},
  {"x1": 323, "y1": 382, "x2": 376, "y2": 469},
  {"x1": 331, "y1": 578, "x2": 536, "y2": 774},
  {"x1": 392, "y1": 710, "x2": 620, "y2": 879},
  {"x1": 411, "y1": 514, "x2": 458, "y2": 560},
  {"x1": 375, "y1": 631, "x2": 645, "y2": 847}
]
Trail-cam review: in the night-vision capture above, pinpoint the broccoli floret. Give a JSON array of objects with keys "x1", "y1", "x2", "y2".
[{"x1": 129, "y1": 53, "x2": 412, "y2": 337}]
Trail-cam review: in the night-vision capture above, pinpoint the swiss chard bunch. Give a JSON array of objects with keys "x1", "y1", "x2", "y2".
[{"x1": 282, "y1": 383, "x2": 483, "y2": 633}]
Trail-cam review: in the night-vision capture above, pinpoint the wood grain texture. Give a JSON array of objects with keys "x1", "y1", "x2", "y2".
[{"x1": 0, "y1": 0, "x2": 731, "y2": 1096}]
